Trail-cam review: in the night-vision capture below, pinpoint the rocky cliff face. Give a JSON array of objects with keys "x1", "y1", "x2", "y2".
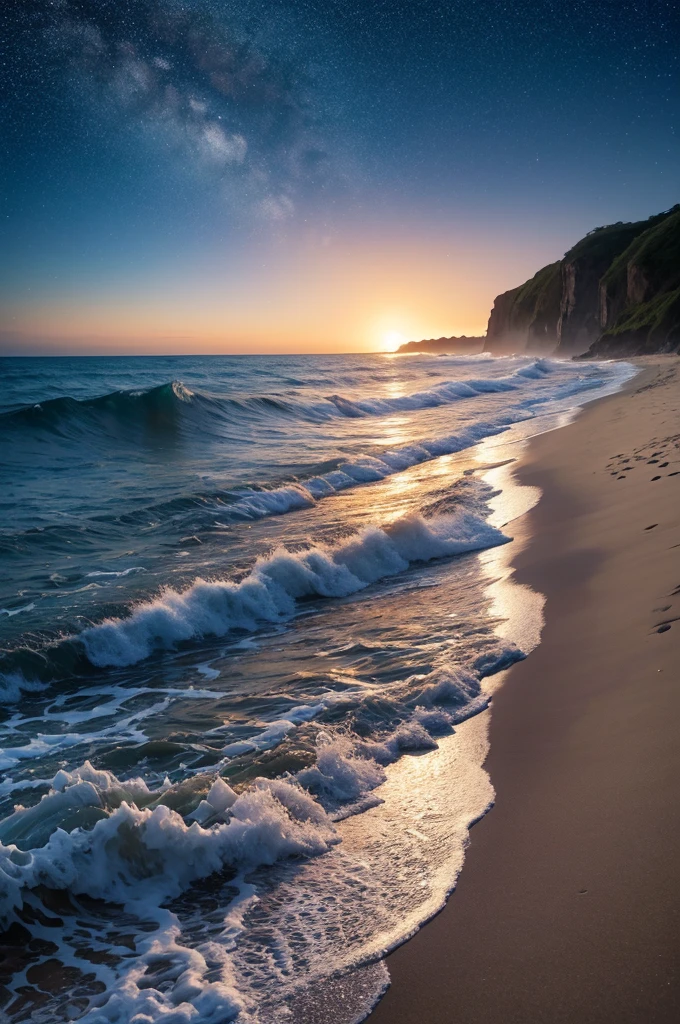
[
  {"x1": 484, "y1": 206, "x2": 680, "y2": 357},
  {"x1": 485, "y1": 287, "x2": 526, "y2": 353},
  {"x1": 586, "y1": 207, "x2": 680, "y2": 357},
  {"x1": 554, "y1": 218, "x2": 662, "y2": 352},
  {"x1": 485, "y1": 261, "x2": 562, "y2": 354}
]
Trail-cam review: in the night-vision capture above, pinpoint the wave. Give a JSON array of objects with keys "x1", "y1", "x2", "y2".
[
  {"x1": 0, "y1": 361, "x2": 556, "y2": 443},
  {"x1": 0, "y1": 647, "x2": 515, "y2": 1021},
  {"x1": 80, "y1": 510, "x2": 509, "y2": 669},
  {"x1": 324, "y1": 371, "x2": 520, "y2": 417},
  {"x1": 172, "y1": 412, "x2": 530, "y2": 520},
  {"x1": 0, "y1": 505, "x2": 509, "y2": 692},
  {"x1": 1, "y1": 380, "x2": 196, "y2": 433},
  {"x1": 0, "y1": 763, "x2": 338, "y2": 921},
  {"x1": 0, "y1": 406, "x2": 530, "y2": 568},
  {"x1": 190, "y1": 409, "x2": 529, "y2": 526},
  {"x1": 0, "y1": 671, "x2": 48, "y2": 703}
]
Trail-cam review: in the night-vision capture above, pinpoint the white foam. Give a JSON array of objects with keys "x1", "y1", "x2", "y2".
[
  {"x1": 0, "y1": 671, "x2": 48, "y2": 705},
  {"x1": 230, "y1": 484, "x2": 315, "y2": 518},
  {"x1": 324, "y1": 362, "x2": 543, "y2": 418},
  {"x1": 0, "y1": 772, "x2": 338, "y2": 928},
  {"x1": 0, "y1": 654, "x2": 493, "y2": 920},
  {"x1": 239, "y1": 361, "x2": 633, "y2": 542},
  {"x1": 221, "y1": 713, "x2": 495, "y2": 1024},
  {"x1": 0, "y1": 776, "x2": 49, "y2": 800},
  {"x1": 472, "y1": 643, "x2": 526, "y2": 677},
  {"x1": 85, "y1": 566, "x2": 147, "y2": 579},
  {"x1": 0, "y1": 645, "x2": 505, "y2": 1022},
  {"x1": 298, "y1": 732, "x2": 387, "y2": 806},
  {"x1": 197, "y1": 662, "x2": 221, "y2": 680},
  {"x1": 0, "y1": 684, "x2": 224, "y2": 768},
  {"x1": 411, "y1": 664, "x2": 481, "y2": 707},
  {"x1": 0, "y1": 768, "x2": 342, "y2": 1024},
  {"x1": 81, "y1": 510, "x2": 509, "y2": 668},
  {"x1": 0, "y1": 602, "x2": 35, "y2": 617},
  {"x1": 227, "y1": 409, "x2": 532, "y2": 524}
]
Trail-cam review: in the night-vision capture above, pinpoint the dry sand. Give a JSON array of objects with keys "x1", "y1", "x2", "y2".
[{"x1": 368, "y1": 357, "x2": 680, "y2": 1024}]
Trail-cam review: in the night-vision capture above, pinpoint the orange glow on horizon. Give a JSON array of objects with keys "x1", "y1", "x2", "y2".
[{"x1": 0, "y1": 226, "x2": 543, "y2": 355}]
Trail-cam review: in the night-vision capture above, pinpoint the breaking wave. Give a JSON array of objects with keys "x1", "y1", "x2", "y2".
[
  {"x1": 0, "y1": 406, "x2": 532, "y2": 561},
  {"x1": 0, "y1": 646, "x2": 520, "y2": 1023},
  {"x1": 0, "y1": 362, "x2": 555, "y2": 441},
  {"x1": 81, "y1": 510, "x2": 509, "y2": 668},
  {"x1": 0, "y1": 352, "x2": 638, "y2": 1024}
]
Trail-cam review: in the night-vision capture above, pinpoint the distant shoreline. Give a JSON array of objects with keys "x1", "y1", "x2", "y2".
[{"x1": 395, "y1": 335, "x2": 486, "y2": 355}]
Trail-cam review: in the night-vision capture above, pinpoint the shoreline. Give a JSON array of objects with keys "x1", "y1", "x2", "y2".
[{"x1": 368, "y1": 357, "x2": 680, "y2": 1023}]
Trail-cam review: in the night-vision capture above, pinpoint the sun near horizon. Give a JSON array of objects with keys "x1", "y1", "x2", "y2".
[
  {"x1": 2, "y1": 0, "x2": 676, "y2": 361},
  {"x1": 2, "y1": 3, "x2": 680, "y2": 1024}
]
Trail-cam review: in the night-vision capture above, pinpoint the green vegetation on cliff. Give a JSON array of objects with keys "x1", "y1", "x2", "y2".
[
  {"x1": 485, "y1": 261, "x2": 561, "y2": 352},
  {"x1": 565, "y1": 213, "x2": 668, "y2": 268},
  {"x1": 484, "y1": 204, "x2": 680, "y2": 357},
  {"x1": 588, "y1": 206, "x2": 680, "y2": 356},
  {"x1": 601, "y1": 208, "x2": 680, "y2": 295}
]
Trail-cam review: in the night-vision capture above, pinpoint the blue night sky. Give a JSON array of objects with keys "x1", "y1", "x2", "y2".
[{"x1": 2, "y1": 0, "x2": 678, "y2": 352}]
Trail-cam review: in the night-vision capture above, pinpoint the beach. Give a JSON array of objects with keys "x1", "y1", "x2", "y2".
[
  {"x1": 0, "y1": 353, "x2": 675, "y2": 1022},
  {"x1": 3, "y1": 353, "x2": 638, "y2": 1023},
  {"x1": 369, "y1": 356, "x2": 680, "y2": 1023}
]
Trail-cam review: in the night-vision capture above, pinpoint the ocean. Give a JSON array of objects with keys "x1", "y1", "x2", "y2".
[{"x1": 0, "y1": 352, "x2": 635, "y2": 1023}]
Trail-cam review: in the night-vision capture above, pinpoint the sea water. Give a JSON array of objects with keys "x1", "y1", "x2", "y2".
[{"x1": 0, "y1": 352, "x2": 635, "y2": 1022}]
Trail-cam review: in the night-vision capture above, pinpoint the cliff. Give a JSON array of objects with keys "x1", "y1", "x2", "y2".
[
  {"x1": 397, "y1": 335, "x2": 485, "y2": 355},
  {"x1": 585, "y1": 207, "x2": 680, "y2": 357},
  {"x1": 483, "y1": 205, "x2": 680, "y2": 357},
  {"x1": 485, "y1": 261, "x2": 562, "y2": 353}
]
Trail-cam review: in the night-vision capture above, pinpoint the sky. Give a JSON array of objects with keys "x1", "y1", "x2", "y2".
[{"x1": 1, "y1": 0, "x2": 678, "y2": 355}]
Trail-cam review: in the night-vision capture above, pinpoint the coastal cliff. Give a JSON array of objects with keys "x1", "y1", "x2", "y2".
[
  {"x1": 483, "y1": 205, "x2": 680, "y2": 357},
  {"x1": 586, "y1": 206, "x2": 680, "y2": 357},
  {"x1": 485, "y1": 261, "x2": 562, "y2": 354}
]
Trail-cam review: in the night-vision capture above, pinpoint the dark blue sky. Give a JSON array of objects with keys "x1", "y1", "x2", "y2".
[{"x1": 2, "y1": 0, "x2": 678, "y2": 352}]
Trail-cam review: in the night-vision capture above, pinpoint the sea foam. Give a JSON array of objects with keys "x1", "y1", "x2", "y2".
[
  {"x1": 0, "y1": 654, "x2": 498, "y2": 930},
  {"x1": 226, "y1": 409, "x2": 531, "y2": 523},
  {"x1": 0, "y1": 671, "x2": 48, "y2": 704},
  {"x1": 81, "y1": 510, "x2": 509, "y2": 668},
  {"x1": 0, "y1": 666, "x2": 497, "y2": 1024}
]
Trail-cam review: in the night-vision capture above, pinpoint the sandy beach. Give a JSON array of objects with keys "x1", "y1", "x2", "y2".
[{"x1": 369, "y1": 357, "x2": 680, "y2": 1024}]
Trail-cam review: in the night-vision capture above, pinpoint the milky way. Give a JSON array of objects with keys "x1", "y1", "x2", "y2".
[
  {"x1": 1, "y1": 0, "x2": 678, "y2": 352},
  {"x1": 8, "y1": 0, "x2": 338, "y2": 219}
]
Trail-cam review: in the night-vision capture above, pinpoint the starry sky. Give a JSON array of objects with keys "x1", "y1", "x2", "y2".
[{"x1": 2, "y1": 0, "x2": 678, "y2": 353}]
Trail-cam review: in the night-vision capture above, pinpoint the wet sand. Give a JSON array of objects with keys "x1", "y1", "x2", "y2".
[{"x1": 368, "y1": 357, "x2": 680, "y2": 1024}]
